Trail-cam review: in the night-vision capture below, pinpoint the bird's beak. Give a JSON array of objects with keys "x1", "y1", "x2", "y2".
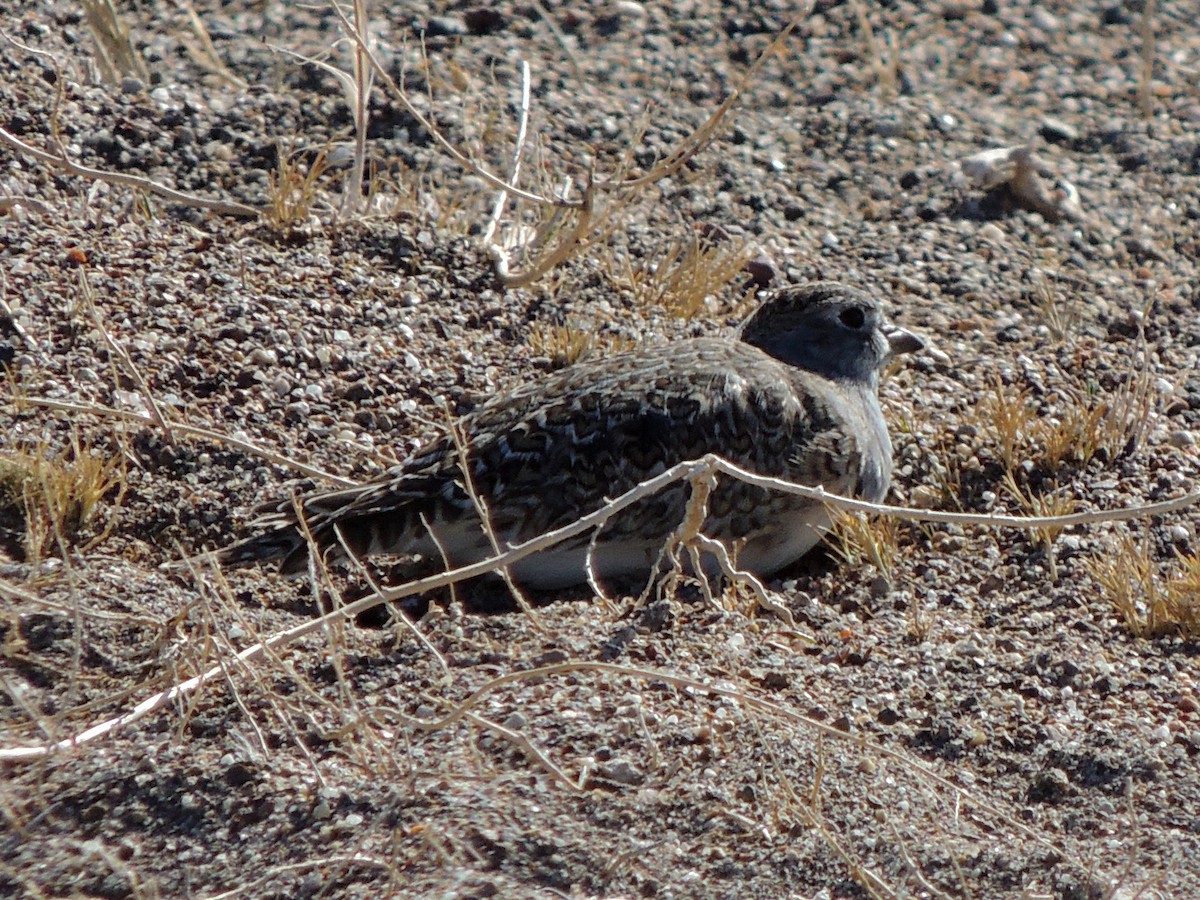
[{"x1": 885, "y1": 325, "x2": 925, "y2": 360}]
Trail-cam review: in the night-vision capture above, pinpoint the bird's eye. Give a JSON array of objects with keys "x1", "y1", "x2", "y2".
[{"x1": 839, "y1": 307, "x2": 866, "y2": 329}]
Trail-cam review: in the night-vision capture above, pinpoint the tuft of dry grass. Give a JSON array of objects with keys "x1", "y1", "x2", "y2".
[
  {"x1": 606, "y1": 236, "x2": 752, "y2": 320},
  {"x1": 1002, "y1": 472, "x2": 1077, "y2": 580},
  {"x1": 973, "y1": 352, "x2": 1155, "y2": 478},
  {"x1": 265, "y1": 146, "x2": 331, "y2": 231},
  {"x1": 0, "y1": 433, "x2": 124, "y2": 565},
  {"x1": 829, "y1": 509, "x2": 902, "y2": 587},
  {"x1": 528, "y1": 323, "x2": 635, "y2": 369},
  {"x1": 1030, "y1": 270, "x2": 1079, "y2": 343},
  {"x1": 1166, "y1": 551, "x2": 1200, "y2": 635},
  {"x1": 977, "y1": 376, "x2": 1037, "y2": 474},
  {"x1": 1089, "y1": 534, "x2": 1200, "y2": 638}
]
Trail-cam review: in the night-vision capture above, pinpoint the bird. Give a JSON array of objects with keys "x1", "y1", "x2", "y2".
[{"x1": 217, "y1": 282, "x2": 923, "y2": 588}]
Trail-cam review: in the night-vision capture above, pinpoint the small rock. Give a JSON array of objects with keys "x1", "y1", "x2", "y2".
[
  {"x1": 1101, "y1": 5, "x2": 1131, "y2": 25},
  {"x1": 744, "y1": 253, "x2": 778, "y2": 287},
  {"x1": 1169, "y1": 430, "x2": 1195, "y2": 449},
  {"x1": 422, "y1": 15, "x2": 466, "y2": 37},
  {"x1": 502, "y1": 712, "x2": 527, "y2": 731},
  {"x1": 613, "y1": 1, "x2": 648, "y2": 20},
  {"x1": 1028, "y1": 767, "x2": 1072, "y2": 802},
  {"x1": 957, "y1": 640, "x2": 984, "y2": 658},
  {"x1": 909, "y1": 485, "x2": 941, "y2": 509},
  {"x1": 463, "y1": 7, "x2": 507, "y2": 35},
  {"x1": 933, "y1": 113, "x2": 957, "y2": 133},
  {"x1": 285, "y1": 400, "x2": 311, "y2": 421},
  {"x1": 1040, "y1": 117, "x2": 1078, "y2": 144},
  {"x1": 978, "y1": 222, "x2": 1005, "y2": 243},
  {"x1": 1030, "y1": 8, "x2": 1060, "y2": 32},
  {"x1": 598, "y1": 760, "x2": 644, "y2": 786}
]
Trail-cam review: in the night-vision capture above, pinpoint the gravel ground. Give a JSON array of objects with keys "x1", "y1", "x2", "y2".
[{"x1": 3, "y1": 1, "x2": 1200, "y2": 897}]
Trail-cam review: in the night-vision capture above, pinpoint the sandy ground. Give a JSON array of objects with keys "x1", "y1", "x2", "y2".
[{"x1": 3, "y1": 1, "x2": 1200, "y2": 897}]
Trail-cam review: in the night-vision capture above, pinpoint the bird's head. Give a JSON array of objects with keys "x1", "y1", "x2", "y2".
[{"x1": 738, "y1": 282, "x2": 924, "y2": 383}]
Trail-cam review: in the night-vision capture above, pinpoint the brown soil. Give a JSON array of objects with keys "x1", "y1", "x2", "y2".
[{"x1": 3, "y1": 1, "x2": 1200, "y2": 897}]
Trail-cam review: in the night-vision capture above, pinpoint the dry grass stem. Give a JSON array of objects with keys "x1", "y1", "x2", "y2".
[
  {"x1": 831, "y1": 509, "x2": 901, "y2": 586},
  {"x1": 850, "y1": 0, "x2": 898, "y2": 96},
  {"x1": 202, "y1": 855, "x2": 395, "y2": 900},
  {"x1": 482, "y1": 59, "x2": 532, "y2": 255},
  {"x1": 328, "y1": 1, "x2": 566, "y2": 209},
  {"x1": 1002, "y1": 472, "x2": 1077, "y2": 580},
  {"x1": 22, "y1": 396, "x2": 357, "y2": 487},
  {"x1": 527, "y1": 322, "x2": 635, "y2": 368},
  {"x1": 1139, "y1": 0, "x2": 1160, "y2": 116},
  {"x1": 0, "y1": 126, "x2": 258, "y2": 217},
  {"x1": 168, "y1": 0, "x2": 246, "y2": 89},
  {"x1": 980, "y1": 376, "x2": 1036, "y2": 473},
  {"x1": 443, "y1": 405, "x2": 542, "y2": 630},
  {"x1": 0, "y1": 289, "x2": 38, "y2": 352},
  {"x1": 81, "y1": 0, "x2": 149, "y2": 84},
  {"x1": 78, "y1": 269, "x2": 175, "y2": 444},
  {"x1": 340, "y1": 0, "x2": 373, "y2": 216}
]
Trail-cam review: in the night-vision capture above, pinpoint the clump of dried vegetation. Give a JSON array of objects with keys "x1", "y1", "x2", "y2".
[
  {"x1": 601, "y1": 234, "x2": 754, "y2": 320},
  {"x1": 527, "y1": 322, "x2": 636, "y2": 368},
  {"x1": 830, "y1": 508, "x2": 903, "y2": 588},
  {"x1": 0, "y1": 432, "x2": 124, "y2": 565},
  {"x1": 1088, "y1": 534, "x2": 1200, "y2": 637}
]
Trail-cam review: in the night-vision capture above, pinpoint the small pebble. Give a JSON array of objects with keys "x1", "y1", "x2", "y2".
[
  {"x1": 978, "y1": 222, "x2": 1005, "y2": 243},
  {"x1": 502, "y1": 712, "x2": 527, "y2": 731},
  {"x1": 598, "y1": 760, "x2": 644, "y2": 786}
]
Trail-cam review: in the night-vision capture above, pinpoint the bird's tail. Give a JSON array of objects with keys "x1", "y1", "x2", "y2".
[
  {"x1": 161, "y1": 524, "x2": 310, "y2": 577},
  {"x1": 216, "y1": 527, "x2": 310, "y2": 571}
]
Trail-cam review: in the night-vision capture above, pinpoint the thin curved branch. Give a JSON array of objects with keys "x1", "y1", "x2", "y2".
[{"x1": 0, "y1": 126, "x2": 259, "y2": 217}]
